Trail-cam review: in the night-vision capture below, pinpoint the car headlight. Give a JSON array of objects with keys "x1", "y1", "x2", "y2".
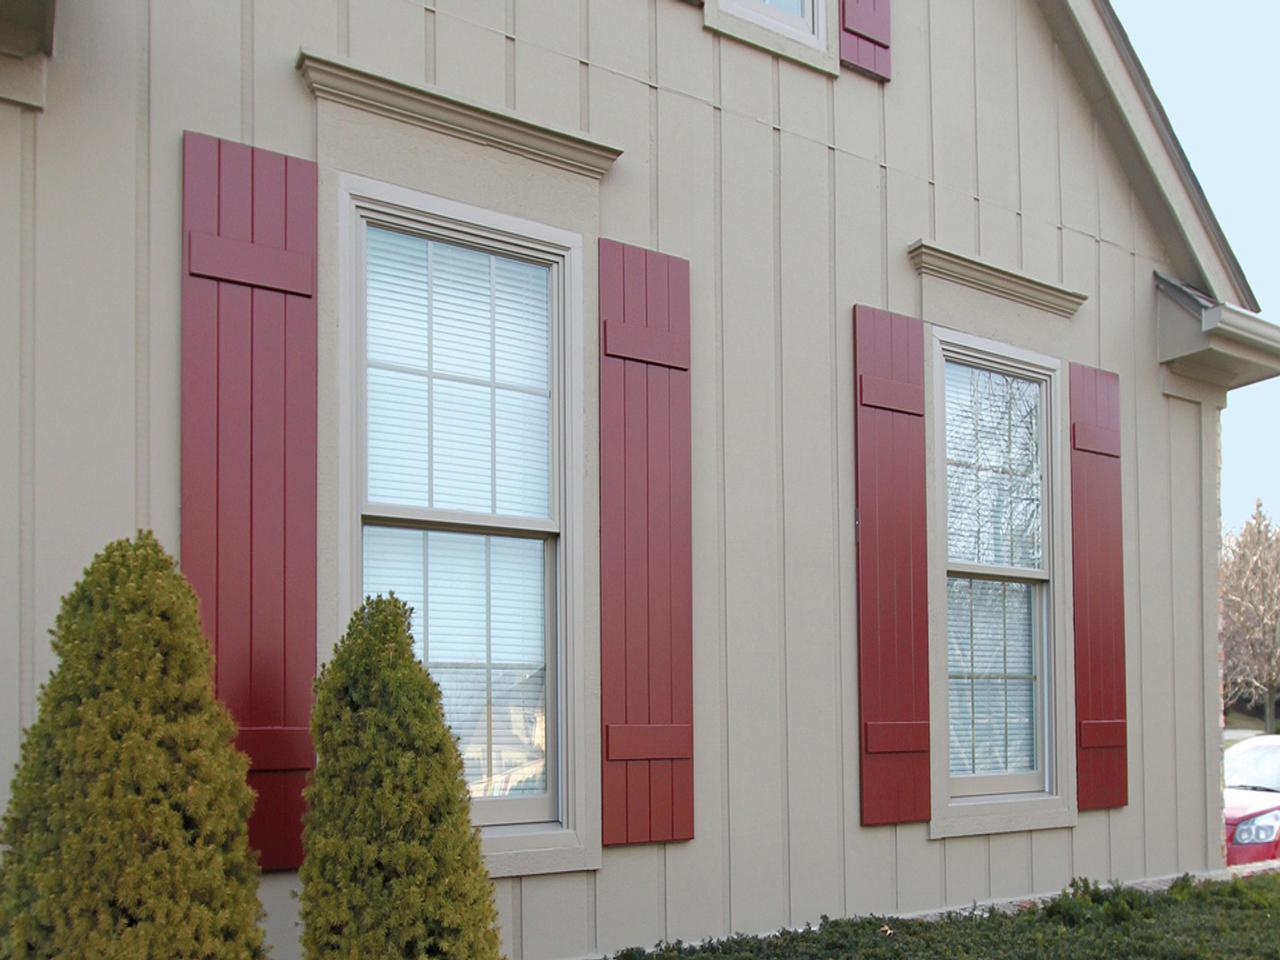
[{"x1": 1234, "y1": 809, "x2": 1280, "y2": 845}]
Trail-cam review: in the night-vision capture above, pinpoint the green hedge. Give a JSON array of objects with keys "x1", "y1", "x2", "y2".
[{"x1": 614, "y1": 874, "x2": 1280, "y2": 960}]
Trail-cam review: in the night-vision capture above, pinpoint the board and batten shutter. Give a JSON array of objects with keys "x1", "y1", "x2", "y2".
[
  {"x1": 853, "y1": 305, "x2": 929, "y2": 825},
  {"x1": 181, "y1": 131, "x2": 318, "y2": 870},
  {"x1": 599, "y1": 238, "x2": 694, "y2": 845},
  {"x1": 840, "y1": 0, "x2": 891, "y2": 81},
  {"x1": 1069, "y1": 362, "x2": 1128, "y2": 811}
]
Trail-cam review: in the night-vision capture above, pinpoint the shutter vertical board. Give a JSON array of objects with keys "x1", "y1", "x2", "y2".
[
  {"x1": 1070, "y1": 363, "x2": 1128, "y2": 811},
  {"x1": 853, "y1": 305, "x2": 929, "y2": 826},
  {"x1": 181, "y1": 131, "x2": 318, "y2": 871},
  {"x1": 840, "y1": 0, "x2": 891, "y2": 81},
  {"x1": 600, "y1": 238, "x2": 693, "y2": 845}
]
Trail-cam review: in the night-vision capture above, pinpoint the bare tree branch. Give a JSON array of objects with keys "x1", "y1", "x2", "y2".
[{"x1": 1221, "y1": 500, "x2": 1280, "y2": 730}]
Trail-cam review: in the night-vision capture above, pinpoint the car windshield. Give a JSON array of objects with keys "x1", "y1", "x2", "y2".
[{"x1": 1225, "y1": 739, "x2": 1280, "y2": 792}]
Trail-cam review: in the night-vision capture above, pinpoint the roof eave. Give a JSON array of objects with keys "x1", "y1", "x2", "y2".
[{"x1": 1038, "y1": 0, "x2": 1260, "y2": 314}]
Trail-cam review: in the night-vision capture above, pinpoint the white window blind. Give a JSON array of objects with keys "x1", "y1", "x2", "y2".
[
  {"x1": 944, "y1": 360, "x2": 1045, "y2": 787},
  {"x1": 362, "y1": 224, "x2": 555, "y2": 811}
]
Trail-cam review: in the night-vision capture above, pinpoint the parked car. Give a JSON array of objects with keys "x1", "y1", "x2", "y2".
[{"x1": 1224, "y1": 734, "x2": 1280, "y2": 865}]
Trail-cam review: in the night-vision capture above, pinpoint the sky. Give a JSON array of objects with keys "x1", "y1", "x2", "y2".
[{"x1": 1110, "y1": 1, "x2": 1280, "y2": 536}]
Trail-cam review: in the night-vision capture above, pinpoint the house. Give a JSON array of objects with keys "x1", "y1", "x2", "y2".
[{"x1": 3, "y1": 0, "x2": 1280, "y2": 957}]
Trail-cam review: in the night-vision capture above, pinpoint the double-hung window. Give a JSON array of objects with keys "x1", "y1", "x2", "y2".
[
  {"x1": 943, "y1": 352, "x2": 1051, "y2": 798},
  {"x1": 359, "y1": 219, "x2": 561, "y2": 827}
]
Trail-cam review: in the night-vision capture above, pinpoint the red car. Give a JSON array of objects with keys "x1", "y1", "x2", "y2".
[{"x1": 1224, "y1": 734, "x2": 1280, "y2": 866}]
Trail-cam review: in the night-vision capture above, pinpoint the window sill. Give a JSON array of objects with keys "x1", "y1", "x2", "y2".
[
  {"x1": 929, "y1": 791, "x2": 1077, "y2": 840},
  {"x1": 481, "y1": 822, "x2": 601, "y2": 878},
  {"x1": 703, "y1": 4, "x2": 839, "y2": 76}
]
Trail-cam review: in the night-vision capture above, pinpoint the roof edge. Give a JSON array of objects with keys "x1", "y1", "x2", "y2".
[
  {"x1": 1092, "y1": 1, "x2": 1259, "y2": 312},
  {"x1": 1040, "y1": 0, "x2": 1260, "y2": 313}
]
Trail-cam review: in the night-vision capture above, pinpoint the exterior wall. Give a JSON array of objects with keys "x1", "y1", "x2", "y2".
[{"x1": 0, "y1": 1, "x2": 1228, "y2": 959}]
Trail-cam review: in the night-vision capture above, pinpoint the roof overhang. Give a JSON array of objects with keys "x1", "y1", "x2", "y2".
[
  {"x1": 0, "y1": 0, "x2": 55, "y2": 57},
  {"x1": 1155, "y1": 273, "x2": 1280, "y2": 389},
  {"x1": 1037, "y1": 0, "x2": 1259, "y2": 313}
]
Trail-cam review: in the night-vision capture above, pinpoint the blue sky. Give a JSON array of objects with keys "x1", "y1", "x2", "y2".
[{"x1": 1110, "y1": 1, "x2": 1280, "y2": 535}]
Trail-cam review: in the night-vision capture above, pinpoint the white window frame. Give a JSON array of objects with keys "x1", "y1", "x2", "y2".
[
  {"x1": 721, "y1": 0, "x2": 821, "y2": 46},
  {"x1": 926, "y1": 327, "x2": 1078, "y2": 839},
  {"x1": 704, "y1": 0, "x2": 839, "y2": 74},
  {"x1": 336, "y1": 173, "x2": 598, "y2": 875}
]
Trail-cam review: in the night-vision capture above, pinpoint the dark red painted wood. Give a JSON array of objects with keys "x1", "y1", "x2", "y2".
[
  {"x1": 859, "y1": 374, "x2": 924, "y2": 416},
  {"x1": 606, "y1": 724, "x2": 694, "y2": 761},
  {"x1": 1070, "y1": 362, "x2": 1128, "y2": 811},
  {"x1": 181, "y1": 131, "x2": 318, "y2": 871},
  {"x1": 188, "y1": 231, "x2": 315, "y2": 295},
  {"x1": 840, "y1": 0, "x2": 891, "y2": 81},
  {"x1": 853, "y1": 305, "x2": 929, "y2": 826},
  {"x1": 863, "y1": 720, "x2": 930, "y2": 754},
  {"x1": 600, "y1": 238, "x2": 694, "y2": 845},
  {"x1": 604, "y1": 322, "x2": 690, "y2": 369}
]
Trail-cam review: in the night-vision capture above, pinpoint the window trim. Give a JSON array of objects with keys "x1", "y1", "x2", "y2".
[
  {"x1": 926, "y1": 327, "x2": 1078, "y2": 840},
  {"x1": 336, "y1": 173, "x2": 598, "y2": 875},
  {"x1": 703, "y1": 0, "x2": 840, "y2": 75}
]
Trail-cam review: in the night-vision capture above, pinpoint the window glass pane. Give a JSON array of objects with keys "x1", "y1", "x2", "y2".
[
  {"x1": 495, "y1": 257, "x2": 550, "y2": 391},
  {"x1": 367, "y1": 367, "x2": 429, "y2": 506},
  {"x1": 365, "y1": 225, "x2": 552, "y2": 519},
  {"x1": 947, "y1": 576, "x2": 1037, "y2": 777},
  {"x1": 495, "y1": 389, "x2": 550, "y2": 516},
  {"x1": 432, "y1": 379, "x2": 492, "y2": 513},
  {"x1": 762, "y1": 0, "x2": 806, "y2": 15},
  {"x1": 949, "y1": 679, "x2": 974, "y2": 775},
  {"x1": 362, "y1": 526, "x2": 549, "y2": 799},
  {"x1": 945, "y1": 361, "x2": 1042, "y2": 567},
  {"x1": 430, "y1": 241, "x2": 492, "y2": 381},
  {"x1": 366, "y1": 228, "x2": 429, "y2": 370},
  {"x1": 426, "y1": 531, "x2": 487, "y2": 663}
]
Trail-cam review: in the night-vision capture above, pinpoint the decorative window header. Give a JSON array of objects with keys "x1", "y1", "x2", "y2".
[{"x1": 909, "y1": 240, "x2": 1088, "y2": 319}]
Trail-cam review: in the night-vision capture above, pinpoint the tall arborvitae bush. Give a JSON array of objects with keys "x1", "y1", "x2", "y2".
[
  {"x1": 0, "y1": 532, "x2": 264, "y2": 959},
  {"x1": 301, "y1": 595, "x2": 501, "y2": 959}
]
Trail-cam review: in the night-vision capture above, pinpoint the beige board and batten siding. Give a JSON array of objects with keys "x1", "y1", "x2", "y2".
[{"x1": 0, "y1": 0, "x2": 1235, "y2": 958}]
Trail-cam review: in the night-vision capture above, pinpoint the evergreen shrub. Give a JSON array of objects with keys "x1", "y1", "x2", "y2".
[
  {"x1": 0, "y1": 532, "x2": 264, "y2": 959},
  {"x1": 300, "y1": 594, "x2": 501, "y2": 959}
]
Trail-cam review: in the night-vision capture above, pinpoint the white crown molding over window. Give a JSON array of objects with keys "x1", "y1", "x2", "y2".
[
  {"x1": 909, "y1": 240, "x2": 1088, "y2": 320},
  {"x1": 296, "y1": 51, "x2": 622, "y2": 180}
]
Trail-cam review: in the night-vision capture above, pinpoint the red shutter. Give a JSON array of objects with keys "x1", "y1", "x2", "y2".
[
  {"x1": 840, "y1": 0, "x2": 891, "y2": 81},
  {"x1": 854, "y1": 305, "x2": 928, "y2": 825},
  {"x1": 599, "y1": 238, "x2": 694, "y2": 845},
  {"x1": 181, "y1": 131, "x2": 318, "y2": 871},
  {"x1": 1070, "y1": 363, "x2": 1128, "y2": 811}
]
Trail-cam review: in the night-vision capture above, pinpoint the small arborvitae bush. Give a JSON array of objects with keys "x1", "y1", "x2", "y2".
[
  {"x1": 0, "y1": 532, "x2": 264, "y2": 959},
  {"x1": 300, "y1": 595, "x2": 501, "y2": 959}
]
